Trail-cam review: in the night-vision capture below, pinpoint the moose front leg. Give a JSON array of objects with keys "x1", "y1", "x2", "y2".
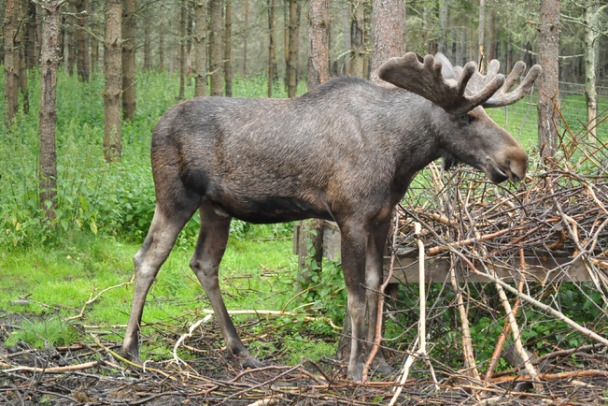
[{"x1": 364, "y1": 217, "x2": 393, "y2": 374}]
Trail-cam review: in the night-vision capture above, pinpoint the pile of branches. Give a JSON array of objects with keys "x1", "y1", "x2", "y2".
[
  {"x1": 385, "y1": 119, "x2": 608, "y2": 397},
  {"x1": 398, "y1": 136, "x2": 608, "y2": 292}
]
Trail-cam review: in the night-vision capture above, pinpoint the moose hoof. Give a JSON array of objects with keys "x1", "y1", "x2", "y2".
[{"x1": 240, "y1": 355, "x2": 266, "y2": 369}]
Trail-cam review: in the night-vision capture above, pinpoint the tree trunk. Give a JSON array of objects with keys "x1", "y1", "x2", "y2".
[
  {"x1": 178, "y1": 1, "x2": 187, "y2": 100},
  {"x1": 267, "y1": 0, "x2": 276, "y2": 97},
  {"x1": 17, "y1": 0, "x2": 28, "y2": 115},
  {"x1": 194, "y1": 0, "x2": 208, "y2": 97},
  {"x1": 537, "y1": 0, "x2": 561, "y2": 158},
  {"x1": 143, "y1": 3, "x2": 152, "y2": 71},
  {"x1": 350, "y1": 0, "x2": 366, "y2": 78},
  {"x1": 209, "y1": 0, "x2": 224, "y2": 96},
  {"x1": 25, "y1": 1, "x2": 40, "y2": 70},
  {"x1": 438, "y1": 0, "x2": 448, "y2": 55},
  {"x1": 89, "y1": 0, "x2": 99, "y2": 73},
  {"x1": 242, "y1": 0, "x2": 249, "y2": 76},
  {"x1": 39, "y1": 0, "x2": 63, "y2": 221},
  {"x1": 225, "y1": 0, "x2": 233, "y2": 97},
  {"x1": 478, "y1": 0, "x2": 485, "y2": 71},
  {"x1": 307, "y1": 0, "x2": 329, "y2": 89},
  {"x1": 370, "y1": 0, "x2": 405, "y2": 81},
  {"x1": 104, "y1": 0, "x2": 122, "y2": 162},
  {"x1": 159, "y1": 22, "x2": 165, "y2": 71},
  {"x1": 66, "y1": 4, "x2": 76, "y2": 75},
  {"x1": 4, "y1": 0, "x2": 20, "y2": 126},
  {"x1": 122, "y1": 0, "x2": 137, "y2": 119},
  {"x1": 75, "y1": 0, "x2": 90, "y2": 82},
  {"x1": 583, "y1": 2, "x2": 601, "y2": 142},
  {"x1": 286, "y1": 0, "x2": 300, "y2": 97}
]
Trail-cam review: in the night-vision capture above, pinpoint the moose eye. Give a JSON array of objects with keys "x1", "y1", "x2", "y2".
[{"x1": 459, "y1": 114, "x2": 473, "y2": 124}]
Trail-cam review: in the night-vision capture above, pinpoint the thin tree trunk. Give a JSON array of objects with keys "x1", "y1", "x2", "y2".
[
  {"x1": 242, "y1": 0, "x2": 249, "y2": 76},
  {"x1": 584, "y1": 2, "x2": 601, "y2": 142},
  {"x1": 39, "y1": 0, "x2": 63, "y2": 220},
  {"x1": 537, "y1": 0, "x2": 561, "y2": 158},
  {"x1": 286, "y1": 0, "x2": 300, "y2": 97},
  {"x1": 159, "y1": 22, "x2": 165, "y2": 71},
  {"x1": 17, "y1": 0, "x2": 28, "y2": 115},
  {"x1": 75, "y1": 0, "x2": 90, "y2": 82},
  {"x1": 478, "y1": 0, "x2": 485, "y2": 71},
  {"x1": 25, "y1": 1, "x2": 39, "y2": 70},
  {"x1": 307, "y1": 0, "x2": 329, "y2": 89},
  {"x1": 350, "y1": 0, "x2": 366, "y2": 78},
  {"x1": 178, "y1": 1, "x2": 187, "y2": 100},
  {"x1": 4, "y1": 0, "x2": 20, "y2": 126},
  {"x1": 90, "y1": 0, "x2": 99, "y2": 73},
  {"x1": 209, "y1": 0, "x2": 224, "y2": 96},
  {"x1": 122, "y1": 0, "x2": 136, "y2": 119},
  {"x1": 267, "y1": 0, "x2": 276, "y2": 97},
  {"x1": 438, "y1": 0, "x2": 448, "y2": 55},
  {"x1": 66, "y1": 3, "x2": 76, "y2": 75},
  {"x1": 194, "y1": 0, "x2": 208, "y2": 97},
  {"x1": 224, "y1": 0, "x2": 233, "y2": 96},
  {"x1": 142, "y1": 4, "x2": 151, "y2": 70},
  {"x1": 104, "y1": 0, "x2": 123, "y2": 162},
  {"x1": 370, "y1": 0, "x2": 405, "y2": 81}
]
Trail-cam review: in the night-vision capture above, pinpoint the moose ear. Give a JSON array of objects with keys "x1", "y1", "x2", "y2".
[{"x1": 434, "y1": 52, "x2": 456, "y2": 80}]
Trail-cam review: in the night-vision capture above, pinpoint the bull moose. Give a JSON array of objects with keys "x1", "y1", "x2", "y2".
[{"x1": 121, "y1": 52, "x2": 541, "y2": 381}]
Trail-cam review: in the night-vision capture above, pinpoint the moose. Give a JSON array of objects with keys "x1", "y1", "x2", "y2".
[{"x1": 121, "y1": 52, "x2": 541, "y2": 382}]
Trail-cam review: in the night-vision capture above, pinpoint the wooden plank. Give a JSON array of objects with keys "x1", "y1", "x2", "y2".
[
  {"x1": 386, "y1": 255, "x2": 591, "y2": 284},
  {"x1": 318, "y1": 220, "x2": 592, "y2": 283}
]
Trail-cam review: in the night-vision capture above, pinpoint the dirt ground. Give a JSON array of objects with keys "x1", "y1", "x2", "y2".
[{"x1": 2, "y1": 317, "x2": 607, "y2": 405}]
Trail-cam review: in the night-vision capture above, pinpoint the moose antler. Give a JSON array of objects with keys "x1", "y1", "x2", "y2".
[
  {"x1": 378, "y1": 53, "x2": 542, "y2": 115},
  {"x1": 451, "y1": 58, "x2": 543, "y2": 108}
]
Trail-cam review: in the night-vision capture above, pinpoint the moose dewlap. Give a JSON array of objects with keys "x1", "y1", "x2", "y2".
[{"x1": 121, "y1": 52, "x2": 541, "y2": 382}]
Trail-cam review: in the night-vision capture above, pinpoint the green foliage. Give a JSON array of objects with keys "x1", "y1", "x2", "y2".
[{"x1": 5, "y1": 317, "x2": 80, "y2": 349}]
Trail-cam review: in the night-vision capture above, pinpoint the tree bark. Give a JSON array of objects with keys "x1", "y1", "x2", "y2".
[
  {"x1": 267, "y1": 0, "x2": 277, "y2": 97},
  {"x1": 209, "y1": 0, "x2": 224, "y2": 96},
  {"x1": 438, "y1": 0, "x2": 448, "y2": 55},
  {"x1": 478, "y1": 0, "x2": 486, "y2": 71},
  {"x1": 17, "y1": 0, "x2": 28, "y2": 115},
  {"x1": 307, "y1": 0, "x2": 329, "y2": 89},
  {"x1": 583, "y1": 2, "x2": 602, "y2": 142},
  {"x1": 4, "y1": 0, "x2": 20, "y2": 126},
  {"x1": 122, "y1": 0, "x2": 137, "y2": 119},
  {"x1": 74, "y1": 0, "x2": 90, "y2": 82},
  {"x1": 370, "y1": 0, "x2": 405, "y2": 81},
  {"x1": 104, "y1": 0, "x2": 122, "y2": 162},
  {"x1": 225, "y1": 0, "x2": 233, "y2": 96},
  {"x1": 25, "y1": 1, "x2": 40, "y2": 70},
  {"x1": 537, "y1": 0, "x2": 561, "y2": 158},
  {"x1": 242, "y1": 0, "x2": 249, "y2": 76},
  {"x1": 143, "y1": 3, "x2": 152, "y2": 70},
  {"x1": 178, "y1": 0, "x2": 187, "y2": 100},
  {"x1": 286, "y1": 0, "x2": 300, "y2": 97},
  {"x1": 158, "y1": 21, "x2": 165, "y2": 71},
  {"x1": 194, "y1": 0, "x2": 208, "y2": 97},
  {"x1": 350, "y1": 0, "x2": 367, "y2": 78},
  {"x1": 39, "y1": 0, "x2": 63, "y2": 221}
]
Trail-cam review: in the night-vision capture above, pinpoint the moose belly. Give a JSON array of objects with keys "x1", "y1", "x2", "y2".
[{"x1": 211, "y1": 195, "x2": 331, "y2": 224}]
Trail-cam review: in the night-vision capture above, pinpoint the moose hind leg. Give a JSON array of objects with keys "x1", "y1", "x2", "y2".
[
  {"x1": 190, "y1": 202, "x2": 264, "y2": 369},
  {"x1": 122, "y1": 200, "x2": 199, "y2": 362}
]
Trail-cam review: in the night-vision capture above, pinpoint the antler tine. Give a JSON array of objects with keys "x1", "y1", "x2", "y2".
[
  {"x1": 483, "y1": 62, "x2": 543, "y2": 108},
  {"x1": 378, "y1": 52, "x2": 505, "y2": 116}
]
